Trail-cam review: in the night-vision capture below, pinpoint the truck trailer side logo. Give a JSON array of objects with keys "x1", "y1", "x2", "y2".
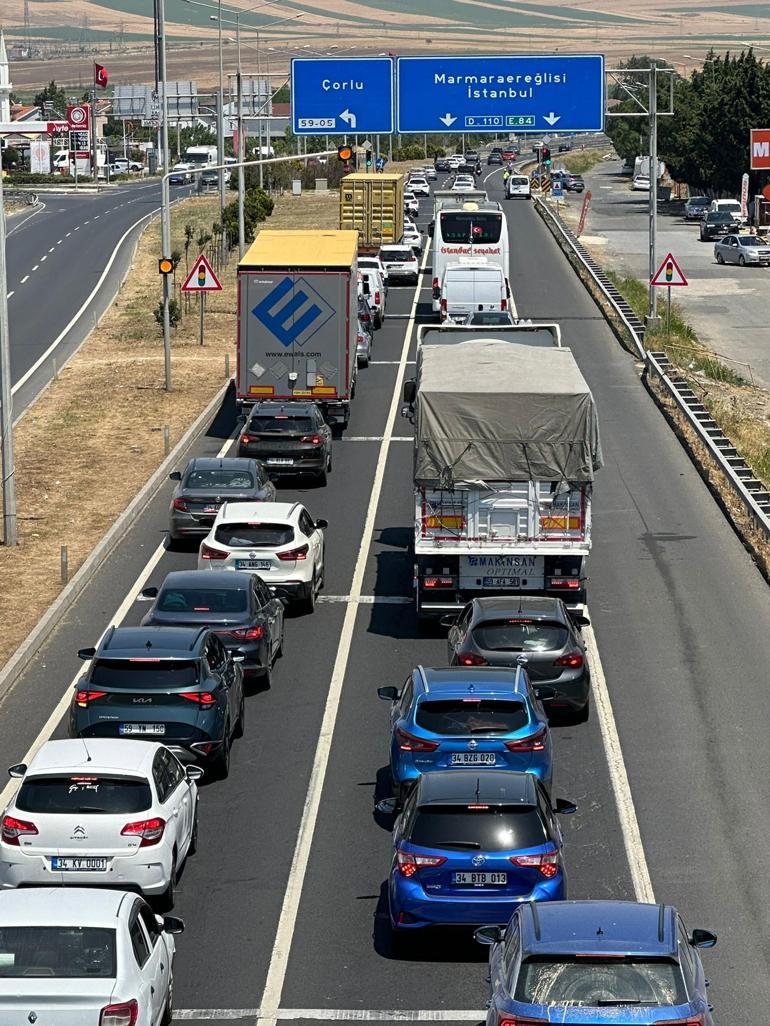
[{"x1": 252, "y1": 276, "x2": 335, "y2": 349}]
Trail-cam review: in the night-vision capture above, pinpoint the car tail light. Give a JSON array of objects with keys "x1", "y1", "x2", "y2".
[
  {"x1": 423, "y1": 576, "x2": 453, "y2": 589},
  {"x1": 226, "y1": 625, "x2": 263, "y2": 641},
  {"x1": 509, "y1": 850, "x2": 560, "y2": 878},
  {"x1": 1, "y1": 815, "x2": 38, "y2": 846},
  {"x1": 179, "y1": 691, "x2": 217, "y2": 706},
  {"x1": 375, "y1": 291, "x2": 381, "y2": 305},
  {"x1": 555, "y1": 651, "x2": 584, "y2": 669},
  {"x1": 396, "y1": 727, "x2": 439, "y2": 753},
  {"x1": 172, "y1": 497, "x2": 189, "y2": 512},
  {"x1": 548, "y1": 577, "x2": 580, "y2": 590},
  {"x1": 501, "y1": 298, "x2": 507, "y2": 310},
  {"x1": 100, "y1": 1001, "x2": 139, "y2": 1026},
  {"x1": 75, "y1": 689, "x2": 107, "y2": 707},
  {"x1": 432, "y1": 277, "x2": 440, "y2": 298},
  {"x1": 396, "y1": 849, "x2": 447, "y2": 877},
  {"x1": 457, "y1": 651, "x2": 488, "y2": 666},
  {"x1": 497, "y1": 1017, "x2": 549, "y2": 1026},
  {"x1": 505, "y1": 725, "x2": 548, "y2": 752},
  {"x1": 300, "y1": 434, "x2": 322, "y2": 445},
  {"x1": 278, "y1": 544, "x2": 308, "y2": 561},
  {"x1": 361, "y1": 311, "x2": 370, "y2": 322},
  {"x1": 240, "y1": 434, "x2": 252, "y2": 445},
  {"x1": 440, "y1": 298, "x2": 447, "y2": 319},
  {"x1": 200, "y1": 543, "x2": 227, "y2": 560},
  {"x1": 120, "y1": 817, "x2": 166, "y2": 848}
]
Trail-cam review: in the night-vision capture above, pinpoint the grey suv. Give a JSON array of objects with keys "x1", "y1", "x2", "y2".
[
  {"x1": 238, "y1": 402, "x2": 333, "y2": 484},
  {"x1": 168, "y1": 457, "x2": 275, "y2": 546}
]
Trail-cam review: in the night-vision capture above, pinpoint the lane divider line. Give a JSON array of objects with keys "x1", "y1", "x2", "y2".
[{"x1": 175, "y1": 1009, "x2": 483, "y2": 1022}]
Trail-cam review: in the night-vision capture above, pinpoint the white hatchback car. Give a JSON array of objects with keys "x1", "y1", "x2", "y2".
[
  {"x1": 402, "y1": 222, "x2": 423, "y2": 253},
  {"x1": 198, "y1": 501, "x2": 327, "y2": 612},
  {"x1": 408, "y1": 176, "x2": 430, "y2": 197},
  {"x1": 0, "y1": 739, "x2": 201, "y2": 908},
  {"x1": 0, "y1": 887, "x2": 182, "y2": 1025},
  {"x1": 358, "y1": 254, "x2": 389, "y2": 287},
  {"x1": 359, "y1": 267, "x2": 386, "y2": 326},
  {"x1": 404, "y1": 191, "x2": 419, "y2": 216}
]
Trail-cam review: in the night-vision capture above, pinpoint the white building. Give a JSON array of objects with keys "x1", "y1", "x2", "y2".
[{"x1": 0, "y1": 30, "x2": 12, "y2": 125}]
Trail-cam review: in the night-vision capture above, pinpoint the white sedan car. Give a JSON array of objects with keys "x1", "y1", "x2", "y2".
[
  {"x1": 404, "y1": 191, "x2": 419, "y2": 216},
  {"x1": 0, "y1": 739, "x2": 201, "y2": 908},
  {"x1": 198, "y1": 501, "x2": 327, "y2": 612},
  {"x1": 402, "y1": 222, "x2": 423, "y2": 253},
  {"x1": 408, "y1": 176, "x2": 430, "y2": 197},
  {"x1": 0, "y1": 887, "x2": 182, "y2": 1025}
]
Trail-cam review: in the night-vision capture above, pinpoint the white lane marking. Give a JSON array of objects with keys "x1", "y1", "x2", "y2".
[
  {"x1": 19, "y1": 276, "x2": 28, "y2": 284},
  {"x1": 11, "y1": 208, "x2": 159, "y2": 398},
  {"x1": 94, "y1": 214, "x2": 100, "y2": 218},
  {"x1": 57, "y1": 240, "x2": 62, "y2": 245},
  {"x1": 6, "y1": 291, "x2": 14, "y2": 299},
  {"x1": 483, "y1": 166, "x2": 504, "y2": 184},
  {"x1": 6, "y1": 201, "x2": 46, "y2": 237},
  {"x1": 317, "y1": 595, "x2": 411, "y2": 605},
  {"x1": 342, "y1": 436, "x2": 411, "y2": 442},
  {"x1": 258, "y1": 241, "x2": 432, "y2": 1026},
  {"x1": 174, "y1": 1011, "x2": 482, "y2": 1022},
  {"x1": 0, "y1": 426, "x2": 238, "y2": 812},
  {"x1": 31, "y1": 264, "x2": 39, "y2": 271},
  {"x1": 48, "y1": 247, "x2": 55, "y2": 253},
  {"x1": 73, "y1": 226, "x2": 79, "y2": 231},
  {"x1": 83, "y1": 220, "x2": 90, "y2": 225},
  {"x1": 583, "y1": 613, "x2": 655, "y2": 903},
  {"x1": 40, "y1": 255, "x2": 47, "y2": 262},
  {"x1": 66, "y1": 231, "x2": 72, "y2": 237}
]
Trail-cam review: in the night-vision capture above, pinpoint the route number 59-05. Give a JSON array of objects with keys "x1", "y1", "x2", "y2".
[{"x1": 298, "y1": 118, "x2": 336, "y2": 129}]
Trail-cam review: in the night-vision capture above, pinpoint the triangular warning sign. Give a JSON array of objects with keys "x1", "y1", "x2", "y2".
[
  {"x1": 650, "y1": 251, "x2": 688, "y2": 287},
  {"x1": 181, "y1": 253, "x2": 222, "y2": 292}
]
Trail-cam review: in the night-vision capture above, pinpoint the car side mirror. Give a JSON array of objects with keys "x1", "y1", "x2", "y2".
[
  {"x1": 403, "y1": 380, "x2": 416, "y2": 404},
  {"x1": 169, "y1": 471, "x2": 182, "y2": 481},
  {"x1": 77, "y1": 647, "x2": 96, "y2": 660},
  {"x1": 315, "y1": 519, "x2": 328, "y2": 530},
  {"x1": 377, "y1": 686, "x2": 400, "y2": 702},
  {"x1": 571, "y1": 614, "x2": 590, "y2": 628},
  {"x1": 162, "y1": 915, "x2": 185, "y2": 935},
  {"x1": 186, "y1": 765, "x2": 204, "y2": 782},
  {"x1": 534, "y1": 686, "x2": 556, "y2": 702},
  {"x1": 376, "y1": 797, "x2": 398, "y2": 815},
  {"x1": 474, "y1": 925, "x2": 503, "y2": 946},
  {"x1": 439, "y1": 614, "x2": 457, "y2": 628},
  {"x1": 8, "y1": 764, "x2": 26, "y2": 779},
  {"x1": 554, "y1": 798, "x2": 578, "y2": 815},
  {"x1": 690, "y1": 928, "x2": 717, "y2": 949},
  {"x1": 139, "y1": 586, "x2": 158, "y2": 600}
]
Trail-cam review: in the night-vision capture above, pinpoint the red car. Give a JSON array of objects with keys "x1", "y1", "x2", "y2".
[{"x1": 502, "y1": 149, "x2": 517, "y2": 161}]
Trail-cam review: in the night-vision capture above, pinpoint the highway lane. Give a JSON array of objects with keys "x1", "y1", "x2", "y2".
[{"x1": 0, "y1": 174, "x2": 765, "y2": 1023}]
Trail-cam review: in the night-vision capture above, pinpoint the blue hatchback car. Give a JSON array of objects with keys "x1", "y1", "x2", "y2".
[
  {"x1": 378, "y1": 666, "x2": 554, "y2": 801},
  {"x1": 476, "y1": 899, "x2": 717, "y2": 1025},
  {"x1": 385, "y1": 769, "x2": 576, "y2": 936}
]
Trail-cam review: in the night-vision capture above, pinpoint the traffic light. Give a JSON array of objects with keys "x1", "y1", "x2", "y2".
[
  {"x1": 158, "y1": 257, "x2": 174, "y2": 275},
  {"x1": 542, "y1": 146, "x2": 551, "y2": 168},
  {"x1": 337, "y1": 144, "x2": 353, "y2": 163},
  {"x1": 365, "y1": 148, "x2": 373, "y2": 169}
]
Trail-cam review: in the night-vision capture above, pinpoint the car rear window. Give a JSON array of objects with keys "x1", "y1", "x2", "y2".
[
  {"x1": 382, "y1": 249, "x2": 413, "y2": 262},
  {"x1": 90, "y1": 659, "x2": 199, "y2": 687},
  {"x1": 472, "y1": 620, "x2": 569, "y2": 653},
  {"x1": 0, "y1": 927, "x2": 116, "y2": 978},
  {"x1": 16, "y1": 775, "x2": 152, "y2": 815},
  {"x1": 184, "y1": 469, "x2": 254, "y2": 489},
  {"x1": 408, "y1": 805, "x2": 547, "y2": 851},
  {"x1": 214, "y1": 522, "x2": 294, "y2": 547},
  {"x1": 514, "y1": 956, "x2": 688, "y2": 1006},
  {"x1": 415, "y1": 699, "x2": 528, "y2": 735},
  {"x1": 247, "y1": 416, "x2": 314, "y2": 433},
  {"x1": 157, "y1": 587, "x2": 247, "y2": 613},
  {"x1": 440, "y1": 212, "x2": 502, "y2": 244},
  {"x1": 711, "y1": 213, "x2": 733, "y2": 222}
]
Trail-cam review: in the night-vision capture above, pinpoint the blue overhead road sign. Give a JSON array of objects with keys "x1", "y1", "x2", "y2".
[
  {"x1": 396, "y1": 54, "x2": 604, "y2": 134},
  {"x1": 291, "y1": 57, "x2": 394, "y2": 136}
]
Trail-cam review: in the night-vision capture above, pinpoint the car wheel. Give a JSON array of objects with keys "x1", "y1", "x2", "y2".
[
  {"x1": 213, "y1": 724, "x2": 231, "y2": 779},
  {"x1": 739, "y1": 254, "x2": 746, "y2": 266},
  {"x1": 166, "y1": 533, "x2": 184, "y2": 552},
  {"x1": 317, "y1": 464, "x2": 328, "y2": 486},
  {"x1": 326, "y1": 452, "x2": 333, "y2": 475},
  {"x1": 156, "y1": 852, "x2": 177, "y2": 912},
  {"x1": 234, "y1": 689, "x2": 245, "y2": 738},
  {"x1": 716, "y1": 252, "x2": 724, "y2": 264},
  {"x1": 161, "y1": 976, "x2": 174, "y2": 1026},
  {"x1": 301, "y1": 572, "x2": 317, "y2": 614},
  {"x1": 188, "y1": 801, "x2": 199, "y2": 856}
]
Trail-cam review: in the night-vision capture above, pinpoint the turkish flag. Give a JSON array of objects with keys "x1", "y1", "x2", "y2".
[{"x1": 94, "y1": 63, "x2": 109, "y2": 89}]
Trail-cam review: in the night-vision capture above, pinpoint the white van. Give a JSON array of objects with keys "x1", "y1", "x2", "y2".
[
  {"x1": 506, "y1": 174, "x2": 531, "y2": 199},
  {"x1": 439, "y1": 261, "x2": 510, "y2": 324},
  {"x1": 709, "y1": 198, "x2": 743, "y2": 224}
]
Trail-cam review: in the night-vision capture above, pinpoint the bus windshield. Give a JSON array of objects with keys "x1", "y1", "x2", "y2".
[{"x1": 439, "y1": 212, "x2": 502, "y2": 244}]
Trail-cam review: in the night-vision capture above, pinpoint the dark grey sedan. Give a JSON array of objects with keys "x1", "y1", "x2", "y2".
[
  {"x1": 714, "y1": 233, "x2": 770, "y2": 266},
  {"x1": 684, "y1": 195, "x2": 710, "y2": 221},
  {"x1": 443, "y1": 596, "x2": 590, "y2": 720},
  {"x1": 168, "y1": 457, "x2": 276, "y2": 546}
]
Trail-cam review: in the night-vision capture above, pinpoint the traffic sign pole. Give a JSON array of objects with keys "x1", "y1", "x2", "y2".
[
  {"x1": 0, "y1": 164, "x2": 17, "y2": 545},
  {"x1": 647, "y1": 60, "x2": 658, "y2": 328}
]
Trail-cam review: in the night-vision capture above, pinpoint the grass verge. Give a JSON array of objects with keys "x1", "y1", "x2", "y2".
[{"x1": 555, "y1": 148, "x2": 608, "y2": 175}]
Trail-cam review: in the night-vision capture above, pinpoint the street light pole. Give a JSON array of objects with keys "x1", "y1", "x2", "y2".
[
  {"x1": 157, "y1": 0, "x2": 173, "y2": 390},
  {"x1": 647, "y1": 60, "x2": 658, "y2": 327},
  {"x1": 236, "y1": 16, "x2": 245, "y2": 257},
  {"x1": 217, "y1": 0, "x2": 226, "y2": 259},
  {"x1": 0, "y1": 161, "x2": 17, "y2": 544}
]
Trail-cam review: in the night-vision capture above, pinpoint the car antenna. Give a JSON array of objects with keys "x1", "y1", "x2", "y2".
[{"x1": 81, "y1": 738, "x2": 93, "y2": 763}]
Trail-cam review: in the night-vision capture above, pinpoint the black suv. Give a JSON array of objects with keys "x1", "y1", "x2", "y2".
[
  {"x1": 700, "y1": 210, "x2": 734, "y2": 241},
  {"x1": 434, "y1": 158, "x2": 450, "y2": 172},
  {"x1": 238, "y1": 402, "x2": 333, "y2": 484},
  {"x1": 69, "y1": 627, "x2": 246, "y2": 778}
]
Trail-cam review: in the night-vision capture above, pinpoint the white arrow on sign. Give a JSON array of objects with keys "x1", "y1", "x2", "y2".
[
  {"x1": 439, "y1": 112, "x2": 457, "y2": 127},
  {"x1": 340, "y1": 108, "x2": 357, "y2": 129},
  {"x1": 543, "y1": 112, "x2": 561, "y2": 126}
]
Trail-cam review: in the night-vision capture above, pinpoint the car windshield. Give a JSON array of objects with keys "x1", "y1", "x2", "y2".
[
  {"x1": 440, "y1": 213, "x2": 502, "y2": 243},
  {"x1": 157, "y1": 586, "x2": 248, "y2": 613},
  {"x1": 90, "y1": 659, "x2": 199, "y2": 687},
  {"x1": 214, "y1": 522, "x2": 294, "y2": 547},
  {"x1": 16, "y1": 775, "x2": 152, "y2": 814},
  {"x1": 514, "y1": 956, "x2": 688, "y2": 1006},
  {"x1": 472, "y1": 619, "x2": 569, "y2": 653},
  {"x1": 415, "y1": 699, "x2": 528, "y2": 735},
  {"x1": 409, "y1": 805, "x2": 547, "y2": 851},
  {"x1": 382, "y1": 249, "x2": 413, "y2": 262},
  {"x1": 689, "y1": 197, "x2": 708, "y2": 204},
  {"x1": 184, "y1": 469, "x2": 254, "y2": 489},
  {"x1": 247, "y1": 415, "x2": 314, "y2": 433},
  {"x1": 0, "y1": 927, "x2": 116, "y2": 978}
]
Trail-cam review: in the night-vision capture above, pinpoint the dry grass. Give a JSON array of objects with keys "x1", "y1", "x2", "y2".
[{"x1": 0, "y1": 188, "x2": 338, "y2": 671}]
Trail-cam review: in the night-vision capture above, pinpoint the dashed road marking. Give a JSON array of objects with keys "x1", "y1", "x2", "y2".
[
  {"x1": 19, "y1": 276, "x2": 28, "y2": 284},
  {"x1": 174, "y1": 1011, "x2": 482, "y2": 1022}
]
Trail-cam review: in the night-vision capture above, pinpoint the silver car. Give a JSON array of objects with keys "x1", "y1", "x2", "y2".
[
  {"x1": 356, "y1": 319, "x2": 372, "y2": 367},
  {"x1": 714, "y1": 234, "x2": 770, "y2": 266}
]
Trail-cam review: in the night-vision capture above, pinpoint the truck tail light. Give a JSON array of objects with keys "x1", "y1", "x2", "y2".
[
  {"x1": 501, "y1": 298, "x2": 508, "y2": 310},
  {"x1": 440, "y1": 298, "x2": 447, "y2": 319},
  {"x1": 423, "y1": 576, "x2": 453, "y2": 589},
  {"x1": 548, "y1": 577, "x2": 580, "y2": 590}
]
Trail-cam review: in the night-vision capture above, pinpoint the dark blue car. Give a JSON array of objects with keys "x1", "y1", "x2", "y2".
[
  {"x1": 384, "y1": 770, "x2": 576, "y2": 941},
  {"x1": 377, "y1": 666, "x2": 554, "y2": 802},
  {"x1": 476, "y1": 899, "x2": 717, "y2": 1025}
]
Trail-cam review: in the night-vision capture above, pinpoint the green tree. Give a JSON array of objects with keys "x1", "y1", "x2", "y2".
[
  {"x1": 33, "y1": 80, "x2": 67, "y2": 116},
  {"x1": 222, "y1": 187, "x2": 274, "y2": 244}
]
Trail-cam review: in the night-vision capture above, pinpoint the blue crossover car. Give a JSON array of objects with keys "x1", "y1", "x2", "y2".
[
  {"x1": 377, "y1": 666, "x2": 554, "y2": 801},
  {"x1": 476, "y1": 899, "x2": 717, "y2": 1025},
  {"x1": 384, "y1": 770, "x2": 576, "y2": 938}
]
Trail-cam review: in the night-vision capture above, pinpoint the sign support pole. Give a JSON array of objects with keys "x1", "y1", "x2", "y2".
[
  {"x1": 157, "y1": 0, "x2": 172, "y2": 392},
  {"x1": 199, "y1": 291, "x2": 205, "y2": 347},
  {"x1": 647, "y1": 60, "x2": 659, "y2": 328},
  {"x1": 666, "y1": 286, "x2": 671, "y2": 337},
  {"x1": 0, "y1": 162, "x2": 17, "y2": 545}
]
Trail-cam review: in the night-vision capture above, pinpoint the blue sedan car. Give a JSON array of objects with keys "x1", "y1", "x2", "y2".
[
  {"x1": 385, "y1": 770, "x2": 576, "y2": 939},
  {"x1": 476, "y1": 899, "x2": 717, "y2": 1025},
  {"x1": 377, "y1": 666, "x2": 554, "y2": 801}
]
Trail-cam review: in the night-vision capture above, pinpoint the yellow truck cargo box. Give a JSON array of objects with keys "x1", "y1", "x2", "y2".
[
  {"x1": 339, "y1": 173, "x2": 404, "y2": 249},
  {"x1": 239, "y1": 229, "x2": 359, "y2": 270}
]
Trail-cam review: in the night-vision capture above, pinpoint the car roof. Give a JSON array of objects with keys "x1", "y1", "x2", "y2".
[
  {"x1": 218, "y1": 500, "x2": 300, "y2": 523},
  {"x1": 0, "y1": 887, "x2": 132, "y2": 927},
  {"x1": 26, "y1": 738, "x2": 159, "y2": 777},
  {"x1": 413, "y1": 665, "x2": 528, "y2": 699},
  {"x1": 416, "y1": 768, "x2": 537, "y2": 806},
  {"x1": 185, "y1": 457, "x2": 255, "y2": 471},
  {"x1": 519, "y1": 901, "x2": 678, "y2": 958},
  {"x1": 159, "y1": 569, "x2": 251, "y2": 591},
  {"x1": 470, "y1": 596, "x2": 568, "y2": 621},
  {"x1": 380, "y1": 245, "x2": 415, "y2": 254},
  {"x1": 249, "y1": 402, "x2": 316, "y2": 415},
  {"x1": 99, "y1": 625, "x2": 206, "y2": 656}
]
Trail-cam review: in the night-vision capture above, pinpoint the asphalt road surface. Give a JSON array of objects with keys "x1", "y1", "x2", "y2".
[
  {"x1": 0, "y1": 172, "x2": 766, "y2": 1024},
  {"x1": 5, "y1": 178, "x2": 193, "y2": 414}
]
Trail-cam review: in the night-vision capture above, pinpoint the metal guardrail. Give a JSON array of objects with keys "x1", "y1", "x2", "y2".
[{"x1": 535, "y1": 194, "x2": 770, "y2": 550}]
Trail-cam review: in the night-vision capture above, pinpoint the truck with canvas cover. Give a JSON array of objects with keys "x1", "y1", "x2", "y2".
[
  {"x1": 404, "y1": 341, "x2": 602, "y2": 620},
  {"x1": 237, "y1": 230, "x2": 358, "y2": 427},
  {"x1": 339, "y1": 173, "x2": 405, "y2": 251}
]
